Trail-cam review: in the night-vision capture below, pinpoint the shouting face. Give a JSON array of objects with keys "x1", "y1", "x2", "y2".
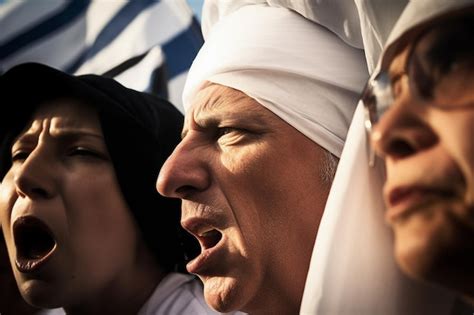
[
  {"x1": 157, "y1": 83, "x2": 331, "y2": 314},
  {"x1": 0, "y1": 99, "x2": 155, "y2": 309}
]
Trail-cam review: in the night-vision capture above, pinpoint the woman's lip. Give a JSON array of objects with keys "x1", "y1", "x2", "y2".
[
  {"x1": 15, "y1": 249, "x2": 56, "y2": 273},
  {"x1": 385, "y1": 186, "x2": 454, "y2": 222}
]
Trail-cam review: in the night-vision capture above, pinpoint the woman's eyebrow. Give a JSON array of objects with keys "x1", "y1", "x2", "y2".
[
  {"x1": 13, "y1": 130, "x2": 104, "y2": 150},
  {"x1": 49, "y1": 129, "x2": 104, "y2": 140}
]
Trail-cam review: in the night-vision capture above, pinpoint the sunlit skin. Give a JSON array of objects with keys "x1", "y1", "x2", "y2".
[
  {"x1": 0, "y1": 99, "x2": 162, "y2": 315},
  {"x1": 371, "y1": 30, "x2": 474, "y2": 303},
  {"x1": 157, "y1": 83, "x2": 331, "y2": 314}
]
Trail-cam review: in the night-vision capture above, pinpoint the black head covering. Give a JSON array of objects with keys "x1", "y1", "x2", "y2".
[{"x1": 0, "y1": 63, "x2": 198, "y2": 272}]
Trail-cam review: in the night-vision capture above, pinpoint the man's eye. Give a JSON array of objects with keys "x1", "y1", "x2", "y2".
[
  {"x1": 11, "y1": 151, "x2": 30, "y2": 162},
  {"x1": 215, "y1": 127, "x2": 257, "y2": 146},
  {"x1": 217, "y1": 127, "x2": 235, "y2": 137},
  {"x1": 216, "y1": 127, "x2": 248, "y2": 141}
]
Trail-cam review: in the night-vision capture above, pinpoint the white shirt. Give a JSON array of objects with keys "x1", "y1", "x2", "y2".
[
  {"x1": 138, "y1": 272, "x2": 228, "y2": 315},
  {"x1": 36, "y1": 273, "x2": 241, "y2": 315}
]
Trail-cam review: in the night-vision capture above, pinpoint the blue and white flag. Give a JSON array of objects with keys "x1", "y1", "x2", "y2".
[{"x1": 0, "y1": 0, "x2": 203, "y2": 112}]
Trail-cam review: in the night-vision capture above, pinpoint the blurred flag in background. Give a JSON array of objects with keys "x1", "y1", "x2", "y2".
[{"x1": 0, "y1": 0, "x2": 204, "y2": 111}]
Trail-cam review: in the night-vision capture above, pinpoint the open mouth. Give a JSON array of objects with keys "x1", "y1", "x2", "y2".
[
  {"x1": 13, "y1": 216, "x2": 57, "y2": 272},
  {"x1": 182, "y1": 217, "x2": 227, "y2": 274},
  {"x1": 186, "y1": 228, "x2": 224, "y2": 275},
  {"x1": 198, "y1": 229, "x2": 222, "y2": 250}
]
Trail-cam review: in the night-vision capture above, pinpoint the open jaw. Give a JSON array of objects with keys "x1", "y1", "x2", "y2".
[
  {"x1": 13, "y1": 216, "x2": 57, "y2": 272},
  {"x1": 198, "y1": 229, "x2": 223, "y2": 251},
  {"x1": 185, "y1": 224, "x2": 225, "y2": 274}
]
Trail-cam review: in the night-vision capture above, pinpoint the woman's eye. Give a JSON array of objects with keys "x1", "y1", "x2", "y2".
[
  {"x1": 11, "y1": 151, "x2": 30, "y2": 162},
  {"x1": 69, "y1": 147, "x2": 102, "y2": 158},
  {"x1": 390, "y1": 73, "x2": 405, "y2": 99}
]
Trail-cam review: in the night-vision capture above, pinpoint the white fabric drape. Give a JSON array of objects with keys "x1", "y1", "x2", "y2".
[
  {"x1": 201, "y1": 0, "x2": 408, "y2": 73},
  {"x1": 379, "y1": 0, "x2": 474, "y2": 73},
  {"x1": 300, "y1": 103, "x2": 456, "y2": 315}
]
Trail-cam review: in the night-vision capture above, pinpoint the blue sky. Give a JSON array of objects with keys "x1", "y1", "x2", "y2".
[{"x1": 186, "y1": 0, "x2": 204, "y2": 21}]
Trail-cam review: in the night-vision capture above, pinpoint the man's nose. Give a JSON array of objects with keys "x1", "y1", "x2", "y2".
[
  {"x1": 156, "y1": 137, "x2": 211, "y2": 200},
  {"x1": 14, "y1": 147, "x2": 57, "y2": 200},
  {"x1": 371, "y1": 101, "x2": 437, "y2": 161}
]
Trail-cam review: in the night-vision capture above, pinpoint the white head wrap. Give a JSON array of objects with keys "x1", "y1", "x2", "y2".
[
  {"x1": 183, "y1": 3, "x2": 368, "y2": 158},
  {"x1": 380, "y1": 0, "x2": 474, "y2": 74},
  {"x1": 302, "y1": 0, "x2": 474, "y2": 314},
  {"x1": 200, "y1": 0, "x2": 408, "y2": 73}
]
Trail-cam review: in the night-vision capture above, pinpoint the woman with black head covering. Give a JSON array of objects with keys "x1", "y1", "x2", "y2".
[{"x1": 0, "y1": 62, "x2": 221, "y2": 314}]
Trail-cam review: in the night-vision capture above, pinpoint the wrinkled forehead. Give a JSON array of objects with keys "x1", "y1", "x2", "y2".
[
  {"x1": 193, "y1": 83, "x2": 259, "y2": 111},
  {"x1": 11, "y1": 98, "x2": 102, "y2": 145},
  {"x1": 8, "y1": 99, "x2": 104, "y2": 159},
  {"x1": 184, "y1": 82, "x2": 280, "y2": 128},
  {"x1": 21, "y1": 98, "x2": 102, "y2": 136}
]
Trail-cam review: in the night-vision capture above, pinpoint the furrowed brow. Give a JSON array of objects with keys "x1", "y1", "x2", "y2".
[
  {"x1": 12, "y1": 133, "x2": 37, "y2": 150},
  {"x1": 50, "y1": 129, "x2": 103, "y2": 140},
  {"x1": 185, "y1": 87, "x2": 272, "y2": 136}
]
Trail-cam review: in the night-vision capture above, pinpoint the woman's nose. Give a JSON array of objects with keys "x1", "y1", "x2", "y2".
[
  {"x1": 14, "y1": 148, "x2": 57, "y2": 200},
  {"x1": 371, "y1": 101, "x2": 437, "y2": 161}
]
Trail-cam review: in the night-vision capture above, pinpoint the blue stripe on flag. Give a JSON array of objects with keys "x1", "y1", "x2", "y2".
[
  {"x1": 162, "y1": 17, "x2": 203, "y2": 78},
  {"x1": 66, "y1": 0, "x2": 158, "y2": 73},
  {"x1": 0, "y1": 0, "x2": 90, "y2": 59},
  {"x1": 65, "y1": 50, "x2": 88, "y2": 73},
  {"x1": 85, "y1": 0, "x2": 158, "y2": 60}
]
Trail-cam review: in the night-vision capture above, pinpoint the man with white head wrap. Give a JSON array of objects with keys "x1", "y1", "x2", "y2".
[
  {"x1": 183, "y1": 3, "x2": 368, "y2": 158},
  {"x1": 156, "y1": 2, "x2": 367, "y2": 314}
]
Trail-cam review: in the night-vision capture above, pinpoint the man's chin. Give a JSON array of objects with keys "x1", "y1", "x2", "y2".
[{"x1": 203, "y1": 275, "x2": 248, "y2": 313}]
